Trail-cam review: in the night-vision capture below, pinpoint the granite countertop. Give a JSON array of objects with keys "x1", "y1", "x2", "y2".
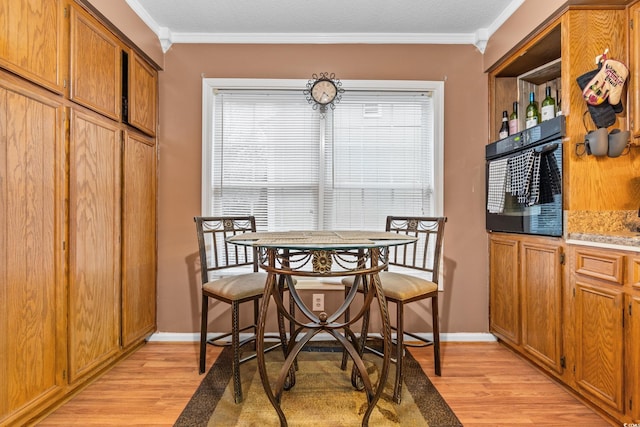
[{"x1": 567, "y1": 230, "x2": 640, "y2": 251}]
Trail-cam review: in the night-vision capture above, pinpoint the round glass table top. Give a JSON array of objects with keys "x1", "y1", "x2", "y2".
[{"x1": 227, "y1": 230, "x2": 416, "y2": 250}]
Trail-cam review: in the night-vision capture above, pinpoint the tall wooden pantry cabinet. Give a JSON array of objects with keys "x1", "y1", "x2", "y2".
[
  {"x1": 488, "y1": 2, "x2": 640, "y2": 425},
  {"x1": 0, "y1": 1, "x2": 159, "y2": 425}
]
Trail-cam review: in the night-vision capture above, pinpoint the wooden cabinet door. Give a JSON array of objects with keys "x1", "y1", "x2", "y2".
[
  {"x1": 68, "y1": 108, "x2": 121, "y2": 384},
  {"x1": 575, "y1": 281, "x2": 624, "y2": 412},
  {"x1": 0, "y1": 0, "x2": 66, "y2": 93},
  {"x1": 121, "y1": 131, "x2": 156, "y2": 348},
  {"x1": 0, "y1": 77, "x2": 66, "y2": 422},
  {"x1": 69, "y1": 4, "x2": 121, "y2": 120},
  {"x1": 629, "y1": 293, "x2": 640, "y2": 422},
  {"x1": 630, "y1": 2, "x2": 640, "y2": 142},
  {"x1": 520, "y1": 241, "x2": 563, "y2": 373},
  {"x1": 629, "y1": 255, "x2": 640, "y2": 422},
  {"x1": 489, "y1": 235, "x2": 520, "y2": 346},
  {"x1": 127, "y1": 51, "x2": 157, "y2": 137}
]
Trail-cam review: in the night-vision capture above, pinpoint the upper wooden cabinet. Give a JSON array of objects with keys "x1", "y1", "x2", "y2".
[
  {"x1": 0, "y1": 0, "x2": 67, "y2": 94},
  {"x1": 69, "y1": 2, "x2": 122, "y2": 120},
  {"x1": 125, "y1": 50, "x2": 157, "y2": 137},
  {"x1": 629, "y1": 2, "x2": 640, "y2": 141},
  {"x1": 488, "y1": 8, "x2": 632, "y2": 212}
]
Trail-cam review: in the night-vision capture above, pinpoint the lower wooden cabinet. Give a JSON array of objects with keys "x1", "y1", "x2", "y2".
[
  {"x1": 0, "y1": 73, "x2": 66, "y2": 425},
  {"x1": 489, "y1": 235, "x2": 520, "y2": 345},
  {"x1": 489, "y1": 233, "x2": 564, "y2": 375},
  {"x1": 574, "y1": 281, "x2": 625, "y2": 412},
  {"x1": 566, "y1": 245, "x2": 637, "y2": 423},
  {"x1": 68, "y1": 109, "x2": 122, "y2": 384},
  {"x1": 121, "y1": 131, "x2": 157, "y2": 348},
  {"x1": 627, "y1": 256, "x2": 640, "y2": 423},
  {"x1": 0, "y1": 74, "x2": 157, "y2": 426},
  {"x1": 491, "y1": 238, "x2": 639, "y2": 424}
]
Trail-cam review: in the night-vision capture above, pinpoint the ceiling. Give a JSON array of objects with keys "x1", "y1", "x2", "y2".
[{"x1": 125, "y1": 0, "x2": 524, "y2": 53}]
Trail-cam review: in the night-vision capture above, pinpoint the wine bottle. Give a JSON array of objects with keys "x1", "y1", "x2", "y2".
[
  {"x1": 541, "y1": 86, "x2": 556, "y2": 121},
  {"x1": 555, "y1": 88, "x2": 562, "y2": 117},
  {"x1": 525, "y1": 92, "x2": 539, "y2": 129},
  {"x1": 508, "y1": 102, "x2": 518, "y2": 134},
  {"x1": 499, "y1": 110, "x2": 509, "y2": 139}
]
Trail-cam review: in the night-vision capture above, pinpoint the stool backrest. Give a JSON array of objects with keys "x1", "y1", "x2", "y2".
[
  {"x1": 194, "y1": 216, "x2": 258, "y2": 283},
  {"x1": 385, "y1": 216, "x2": 447, "y2": 284}
]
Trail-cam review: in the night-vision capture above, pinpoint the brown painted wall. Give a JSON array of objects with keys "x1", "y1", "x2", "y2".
[
  {"x1": 156, "y1": 43, "x2": 490, "y2": 333},
  {"x1": 84, "y1": 0, "x2": 565, "y2": 336}
]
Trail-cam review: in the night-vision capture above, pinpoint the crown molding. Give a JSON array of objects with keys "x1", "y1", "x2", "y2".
[{"x1": 125, "y1": 0, "x2": 525, "y2": 53}]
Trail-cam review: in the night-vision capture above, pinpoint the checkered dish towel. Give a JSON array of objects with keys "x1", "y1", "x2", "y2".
[
  {"x1": 487, "y1": 158, "x2": 509, "y2": 213},
  {"x1": 509, "y1": 149, "x2": 542, "y2": 206}
]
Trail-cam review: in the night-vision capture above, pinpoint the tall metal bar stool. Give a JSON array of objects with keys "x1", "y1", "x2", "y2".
[
  {"x1": 342, "y1": 216, "x2": 447, "y2": 403},
  {"x1": 194, "y1": 216, "x2": 290, "y2": 403}
]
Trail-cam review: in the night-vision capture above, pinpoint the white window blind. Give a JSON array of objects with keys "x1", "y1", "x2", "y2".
[{"x1": 202, "y1": 79, "x2": 443, "y2": 232}]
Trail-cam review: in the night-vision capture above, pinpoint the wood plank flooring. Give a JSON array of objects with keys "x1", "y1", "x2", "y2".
[{"x1": 38, "y1": 341, "x2": 612, "y2": 426}]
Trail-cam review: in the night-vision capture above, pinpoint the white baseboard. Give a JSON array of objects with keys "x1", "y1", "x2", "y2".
[{"x1": 147, "y1": 331, "x2": 497, "y2": 343}]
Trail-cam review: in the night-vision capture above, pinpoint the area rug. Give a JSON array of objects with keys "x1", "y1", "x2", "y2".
[{"x1": 174, "y1": 343, "x2": 462, "y2": 427}]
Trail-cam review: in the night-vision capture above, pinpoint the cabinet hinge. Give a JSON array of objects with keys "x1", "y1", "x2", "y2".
[
  {"x1": 63, "y1": 79, "x2": 67, "y2": 88},
  {"x1": 572, "y1": 364, "x2": 576, "y2": 374},
  {"x1": 573, "y1": 287, "x2": 576, "y2": 297},
  {"x1": 632, "y1": 18, "x2": 634, "y2": 30},
  {"x1": 630, "y1": 302, "x2": 633, "y2": 316},
  {"x1": 62, "y1": 241, "x2": 66, "y2": 251},
  {"x1": 64, "y1": 7, "x2": 68, "y2": 18},
  {"x1": 559, "y1": 252, "x2": 565, "y2": 265},
  {"x1": 630, "y1": 398, "x2": 633, "y2": 410},
  {"x1": 62, "y1": 370, "x2": 66, "y2": 380},
  {"x1": 560, "y1": 356, "x2": 566, "y2": 369}
]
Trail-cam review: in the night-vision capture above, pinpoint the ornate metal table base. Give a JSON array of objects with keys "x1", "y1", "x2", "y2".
[{"x1": 255, "y1": 247, "x2": 391, "y2": 427}]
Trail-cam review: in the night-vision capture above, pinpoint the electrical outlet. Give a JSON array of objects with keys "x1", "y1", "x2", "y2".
[{"x1": 312, "y1": 293, "x2": 324, "y2": 311}]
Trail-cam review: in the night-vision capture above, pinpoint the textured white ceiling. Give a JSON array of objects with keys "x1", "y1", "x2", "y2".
[{"x1": 126, "y1": 0, "x2": 524, "y2": 52}]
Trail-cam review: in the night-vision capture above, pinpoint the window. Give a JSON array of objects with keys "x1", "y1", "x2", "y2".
[{"x1": 202, "y1": 79, "x2": 444, "y2": 232}]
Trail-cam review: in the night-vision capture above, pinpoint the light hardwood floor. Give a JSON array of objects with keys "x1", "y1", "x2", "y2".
[{"x1": 38, "y1": 341, "x2": 613, "y2": 426}]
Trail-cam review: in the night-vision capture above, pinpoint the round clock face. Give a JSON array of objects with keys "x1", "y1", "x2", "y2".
[{"x1": 311, "y1": 79, "x2": 338, "y2": 105}]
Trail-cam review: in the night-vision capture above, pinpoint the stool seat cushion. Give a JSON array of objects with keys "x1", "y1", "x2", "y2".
[
  {"x1": 203, "y1": 272, "x2": 267, "y2": 300},
  {"x1": 341, "y1": 271, "x2": 437, "y2": 301}
]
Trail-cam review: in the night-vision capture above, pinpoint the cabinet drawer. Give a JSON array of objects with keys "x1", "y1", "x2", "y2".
[{"x1": 575, "y1": 249, "x2": 624, "y2": 285}]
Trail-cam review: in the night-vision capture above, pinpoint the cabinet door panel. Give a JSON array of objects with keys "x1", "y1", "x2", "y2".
[
  {"x1": 0, "y1": 0, "x2": 65, "y2": 93},
  {"x1": 0, "y1": 80, "x2": 65, "y2": 419},
  {"x1": 630, "y1": 293, "x2": 640, "y2": 422},
  {"x1": 69, "y1": 4, "x2": 121, "y2": 120},
  {"x1": 121, "y1": 132, "x2": 156, "y2": 347},
  {"x1": 127, "y1": 52, "x2": 157, "y2": 137},
  {"x1": 630, "y1": 2, "x2": 640, "y2": 142},
  {"x1": 521, "y1": 242, "x2": 563, "y2": 373},
  {"x1": 68, "y1": 109, "x2": 121, "y2": 384},
  {"x1": 489, "y1": 236, "x2": 520, "y2": 345},
  {"x1": 575, "y1": 282, "x2": 624, "y2": 412}
]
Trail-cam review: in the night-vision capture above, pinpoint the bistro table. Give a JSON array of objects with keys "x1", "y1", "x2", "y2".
[{"x1": 227, "y1": 230, "x2": 417, "y2": 427}]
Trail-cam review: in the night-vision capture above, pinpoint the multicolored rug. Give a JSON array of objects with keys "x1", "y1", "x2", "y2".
[{"x1": 174, "y1": 343, "x2": 462, "y2": 426}]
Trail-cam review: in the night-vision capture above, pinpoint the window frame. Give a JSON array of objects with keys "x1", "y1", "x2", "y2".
[{"x1": 201, "y1": 78, "x2": 445, "y2": 218}]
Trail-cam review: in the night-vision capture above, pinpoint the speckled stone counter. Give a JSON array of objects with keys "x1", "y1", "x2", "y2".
[
  {"x1": 566, "y1": 209, "x2": 640, "y2": 251},
  {"x1": 567, "y1": 231, "x2": 640, "y2": 251}
]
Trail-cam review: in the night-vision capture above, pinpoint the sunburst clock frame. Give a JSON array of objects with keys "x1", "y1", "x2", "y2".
[{"x1": 304, "y1": 72, "x2": 345, "y2": 113}]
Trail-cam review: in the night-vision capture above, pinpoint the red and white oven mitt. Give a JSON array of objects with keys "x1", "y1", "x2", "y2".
[{"x1": 582, "y1": 58, "x2": 628, "y2": 106}]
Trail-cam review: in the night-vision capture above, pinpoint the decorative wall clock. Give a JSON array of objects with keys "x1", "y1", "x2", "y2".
[{"x1": 304, "y1": 72, "x2": 344, "y2": 113}]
